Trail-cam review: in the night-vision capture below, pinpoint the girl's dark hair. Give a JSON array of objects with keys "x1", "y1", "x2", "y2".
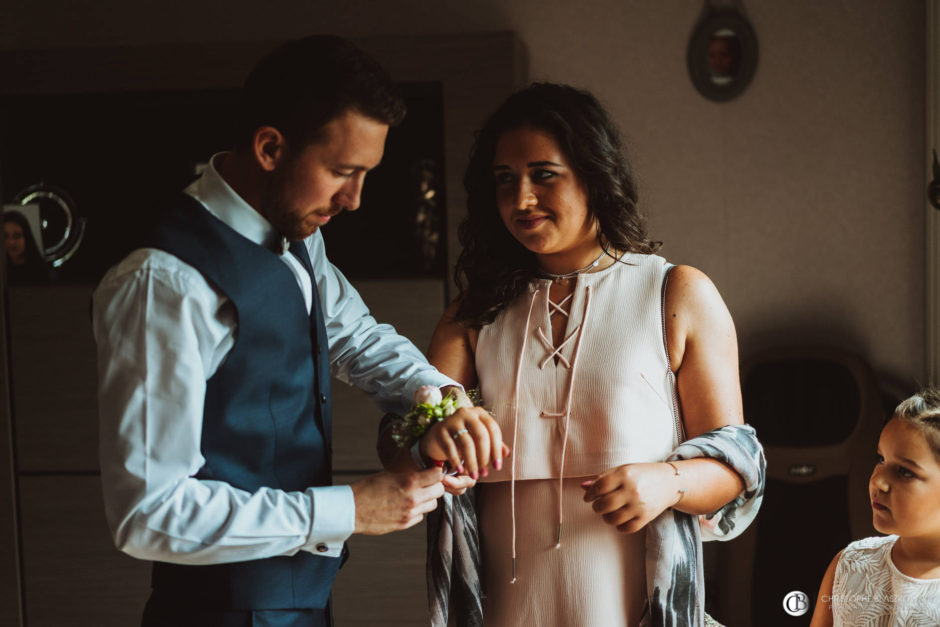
[
  {"x1": 237, "y1": 35, "x2": 406, "y2": 152},
  {"x1": 454, "y1": 82, "x2": 660, "y2": 327},
  {"x1": 3, "y1": 210, "x2": 44, "y2": 265}
]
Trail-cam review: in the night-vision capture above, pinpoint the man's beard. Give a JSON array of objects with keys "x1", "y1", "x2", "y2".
[{"x1": 260, "y1": 168, "x2": 315, "y2": 242}]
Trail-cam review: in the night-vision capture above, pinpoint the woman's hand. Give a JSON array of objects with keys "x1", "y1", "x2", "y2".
[
  {"x1": 419, "y1": 406, "x2": 509, "y2": 480},
  {"x1": 581, "y1": 462, "x2": 682, "y2": 533},
  {"x1": 441, "y1": 474, "x2": 476, "y2": 496}
]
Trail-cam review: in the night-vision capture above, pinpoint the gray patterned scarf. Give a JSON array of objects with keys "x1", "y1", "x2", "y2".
[{"x1": 427, "y1": 423, "x2": 765, "y2": 627}]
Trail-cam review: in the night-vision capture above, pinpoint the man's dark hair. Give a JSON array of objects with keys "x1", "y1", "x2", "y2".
[
  {"x1": 455, "y1": 82, "x2": 660, "y2": 328},
  {"x1": 237, "y1": 35, "x2": 406, "y2": 151}
]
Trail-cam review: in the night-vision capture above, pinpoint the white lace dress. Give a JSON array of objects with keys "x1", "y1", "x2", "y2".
[{"x1": 832, "y1": 535, "x2": 940, "y2": 626}]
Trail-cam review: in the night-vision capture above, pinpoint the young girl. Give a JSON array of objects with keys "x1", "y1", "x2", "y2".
[{"x1": 810, "y1": 389, "x2": 940, "y2": 625}]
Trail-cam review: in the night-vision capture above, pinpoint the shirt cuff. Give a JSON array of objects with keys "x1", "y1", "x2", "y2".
[
  {"x1": 304, "y1": 485, "x2": 355, "y2": 558},
  {"x1": 403, "y1": 372, "x2": 462, "y2": 409},
  {"x1": 410, "y1": 439, "x2": 430, "y2": 469}
]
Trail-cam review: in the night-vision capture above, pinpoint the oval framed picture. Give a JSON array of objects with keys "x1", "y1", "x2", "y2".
[{"x1": 687, "y1": 10, "x2": 759, "y2": 102}]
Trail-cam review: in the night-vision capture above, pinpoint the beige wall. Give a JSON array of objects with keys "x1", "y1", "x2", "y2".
[{"x1": 1, "y1": 0, "x2": 926, "y2": 385}]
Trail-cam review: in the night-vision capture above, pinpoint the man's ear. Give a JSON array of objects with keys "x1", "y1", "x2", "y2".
[{"x1": 252, "y1": 126, "x2": 287, "y2": 172}]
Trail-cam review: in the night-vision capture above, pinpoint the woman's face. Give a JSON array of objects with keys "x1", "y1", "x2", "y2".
[
  {"x1": 493, "y1": 126, "x2": 597, "y2": 263},
  {"x1": 3, "y1": 221, "x2": 26, "y2": 264}
]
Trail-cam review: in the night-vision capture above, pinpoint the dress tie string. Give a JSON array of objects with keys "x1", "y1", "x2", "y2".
[
  {"x1": 508, "y1": 284, "x2": 593, "y2": 583},
  {"x1": 509, "y1": 288, "x2": 540, "y2": 583},
  {"x1": 547, "y1": 293, "x2": 572, "y2": 318},
  {"x1": 552, "y1": 285, "x2": 591, "y2": 547},
  {"x1": 535, "y1": 326, "x2": 581, "y2": 369}
]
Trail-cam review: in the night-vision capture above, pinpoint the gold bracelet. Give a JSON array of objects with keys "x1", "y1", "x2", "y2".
[{"x1": 665, "y1": 461, "x2": 687, "y2": 506}]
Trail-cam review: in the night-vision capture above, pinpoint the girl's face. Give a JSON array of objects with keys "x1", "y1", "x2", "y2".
[
  {"x1": 492, "y1": 126, "x2": 597, "y2": 264},
  {"x1": 870, "y1": 417, "x2": 940, "y2": 539},
  {"x1": 3, "y1": 221, "x2": 26, "y2": 264}
]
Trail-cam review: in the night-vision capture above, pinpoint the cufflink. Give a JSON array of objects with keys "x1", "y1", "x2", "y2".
[{"x1": 315, "y1": 543, "x2": 329, "y2": 553}]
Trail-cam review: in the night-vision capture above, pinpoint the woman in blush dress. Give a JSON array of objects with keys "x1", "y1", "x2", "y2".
[{"x1": 380, "y1": 83, "x2": 764, "y2": 627}]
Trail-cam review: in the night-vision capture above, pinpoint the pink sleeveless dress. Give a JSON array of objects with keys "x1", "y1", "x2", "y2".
[{"x1": 474, "y1": 253, "x2": 680, "y2": 626}]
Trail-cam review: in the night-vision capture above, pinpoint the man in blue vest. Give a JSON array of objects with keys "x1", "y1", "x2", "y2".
[{"x1": 92, "y1": 36, "x2": 493, "y2": 627}]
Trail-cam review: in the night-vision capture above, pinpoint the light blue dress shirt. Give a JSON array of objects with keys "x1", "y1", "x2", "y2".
[{"x1": 93, "y1": 154, "x2": 455, "y2": 565}]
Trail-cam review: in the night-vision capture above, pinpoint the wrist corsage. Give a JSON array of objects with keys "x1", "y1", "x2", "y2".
[{"x1": 390, "y1": 386, "x2": 468, "y2": 447}]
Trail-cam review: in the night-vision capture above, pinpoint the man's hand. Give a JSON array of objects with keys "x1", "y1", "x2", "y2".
[{"x1": 350, "y1": 467, "x2": 445, "y2": 535}]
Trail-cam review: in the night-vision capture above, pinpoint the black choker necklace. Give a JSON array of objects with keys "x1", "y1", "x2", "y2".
[{"x1": 539, "y1": 248, "x2": 608, "y2": 284}]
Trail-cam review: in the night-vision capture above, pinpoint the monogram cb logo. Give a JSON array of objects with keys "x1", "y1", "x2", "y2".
[{"x1": 782, "y1": 590, "x2": 810, "y2": 616}]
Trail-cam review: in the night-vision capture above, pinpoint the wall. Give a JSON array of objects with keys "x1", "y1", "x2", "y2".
[{"x1": 2, "y1": 0, "x2": 927, "y2": 386}]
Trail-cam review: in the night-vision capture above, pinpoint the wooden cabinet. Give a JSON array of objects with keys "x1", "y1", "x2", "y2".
[
  {"x1": 18, "y1": 476, "x2": 151, "y2": 627},
  {"x1": 8, "y1": 286, "x2": 98, "y2": 473},
  {"x1": 332, "y1": 474, "x2": 430, "y2": 627},
  {"x1": 6, "y1": 286, "x2": 150, "y2": 626},
  {"x1": 0, "y1": 273, "x2": 22, "y2": 627}
]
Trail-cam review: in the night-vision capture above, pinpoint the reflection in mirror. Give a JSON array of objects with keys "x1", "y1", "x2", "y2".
[
  {"x1": 708, "y1": 29, "x2": 741, "y2": 85},
  {"x1": 2, "y1": 204, "x2": 53, "y2": 285}
]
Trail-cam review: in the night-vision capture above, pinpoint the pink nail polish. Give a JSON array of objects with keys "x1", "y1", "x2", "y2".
[
  {"x1": 472, "y1": 470, "x2": 479, "y2": 480},
  {"x1": 495, "y1": 459, "x2": 503, "y2": 471}
]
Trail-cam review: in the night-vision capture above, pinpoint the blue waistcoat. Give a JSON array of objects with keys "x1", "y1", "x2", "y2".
[{"x1": 142, "y1": 195, "x2": 341, "y2": 610}]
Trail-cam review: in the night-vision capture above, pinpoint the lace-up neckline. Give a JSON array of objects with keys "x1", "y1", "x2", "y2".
[
  {"x1": 538, "y1": 293, "x2": 576, "y2": 368},
  {"x1": 508, "y1": 280, "x2": 593, "y2": 581}
]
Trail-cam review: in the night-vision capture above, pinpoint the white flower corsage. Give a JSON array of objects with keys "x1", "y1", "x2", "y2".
[{"x1": 390, "y1": 385, "x2": 467, "y2": 448}]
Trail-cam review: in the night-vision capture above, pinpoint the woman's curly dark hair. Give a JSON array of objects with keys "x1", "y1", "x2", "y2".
[{"x1": 454, "y1": 82, "x2": 660, "y2": 328}]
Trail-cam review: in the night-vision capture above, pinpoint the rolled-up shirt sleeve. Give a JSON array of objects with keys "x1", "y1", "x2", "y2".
[
  {"x1": 307, "y1": 232, "x2": 458, "y2": 415},
  {"x1": 93, "y1": 250, "x2": 353, "y2": 564}
]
